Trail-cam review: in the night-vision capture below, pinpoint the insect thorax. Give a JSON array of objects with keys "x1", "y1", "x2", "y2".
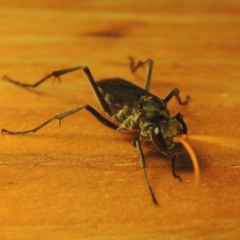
[{"x1": 113, "y1": 96, "x2": 169, "y2": 132}]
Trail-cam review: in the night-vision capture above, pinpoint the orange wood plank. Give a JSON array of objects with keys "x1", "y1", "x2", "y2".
[{"x1": 0, "y1": 1, "x2": 240, "y2": 239}]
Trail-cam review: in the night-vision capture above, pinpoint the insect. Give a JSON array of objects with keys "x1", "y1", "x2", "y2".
[{"x1": 2, "y1": 57, "x2": 191, "y2": 205}]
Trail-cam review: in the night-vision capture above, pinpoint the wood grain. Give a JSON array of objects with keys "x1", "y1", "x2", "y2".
[{"x1": 0, "y1": 1, "x2": 240, "y2": 239}]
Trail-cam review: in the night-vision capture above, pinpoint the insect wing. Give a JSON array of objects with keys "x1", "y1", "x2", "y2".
[{"x1": 97, "y1": 78, "x2": 158, "y2": 111}]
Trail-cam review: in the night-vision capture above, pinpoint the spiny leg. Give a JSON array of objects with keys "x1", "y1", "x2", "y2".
[
  {"x1": 163, "y1": 88, "x2": 190, "y2": 105},
  {"x1": 133, "y1": 138, "x2": 158, "y2": 205},
  {"x1": 2, "y1": 105, "x2": 118, "y2": 135},
  {"x1": 80, "y1": 66, "x2": 114, "y2": 117},
  {"x1": 129, "y1": 57, "x2": 153, "y2": 92},
  {"x1": 2, "y1": 66, "x2": 82, "y2": 88},
  {"x1": 4, "y1": 65, "x2": 115, "y2": 117},
  {"x1": 171, "y1": 155, "x2": 182, "y2": 181}
]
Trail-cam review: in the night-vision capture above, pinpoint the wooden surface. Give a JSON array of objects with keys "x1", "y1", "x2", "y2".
[{"x1": 1, "y1": 1, "x2": 240, "y2": 239}]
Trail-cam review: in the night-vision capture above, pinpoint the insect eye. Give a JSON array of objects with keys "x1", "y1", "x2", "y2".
[
  {"x1": 150, "y1": 126, "x2": 167, "y2": 152},
  {"x1": 174, "y1": 113, "x2": 187, "y2": 134}
]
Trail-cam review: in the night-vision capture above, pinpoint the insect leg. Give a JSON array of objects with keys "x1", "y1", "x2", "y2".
[
  {"x1": 133, "y1": 138, "x2": 158, "y2": 205},
  {"x1": 163, "y1": 88, "x2": 190, "y2": 105},
  {"x1": 79, "y1": 66, "x2": 114, "y2": 117},
  {"x1": 171, "y1": 155, "x2": 182, "y2": 181},
  {"x1": 4, "y1": 65, "x2": 115, "y2": 117},
  {"x1": 3, "y1": 66, "x2": 82, "y2": 88},
  {"x1": 2, "y1": 104, "x2": 118, "y2": 135},
  {"x1": 129, "y1": 57, "x2": 153, "y2": 92}
]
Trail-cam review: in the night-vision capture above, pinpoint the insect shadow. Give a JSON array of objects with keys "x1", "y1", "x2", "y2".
[{"x1": 2, "y1": 57, "x2": 191, "y2": 205}]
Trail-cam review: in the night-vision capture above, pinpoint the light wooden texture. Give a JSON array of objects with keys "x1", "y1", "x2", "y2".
[{"x1": 0, "y1": 1, "x2": 240, "y2": 239}]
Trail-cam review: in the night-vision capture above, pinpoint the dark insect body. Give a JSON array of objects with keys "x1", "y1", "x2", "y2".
[{"x1": 2, "y1": 58, "x2": 190, "y2": 205}]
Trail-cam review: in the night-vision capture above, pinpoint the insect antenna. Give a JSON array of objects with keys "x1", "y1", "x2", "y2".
[
  {"x1": 187, "y1": 135, "x2": 240, "y2": 150},
  {"x1": 173, "y1": 134, "x2": 200, "y2": 183}
]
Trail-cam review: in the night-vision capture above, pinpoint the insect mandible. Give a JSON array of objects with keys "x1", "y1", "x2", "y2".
[{"x1": 2, "y1": 57, "x2": 191, "y2": 205}]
